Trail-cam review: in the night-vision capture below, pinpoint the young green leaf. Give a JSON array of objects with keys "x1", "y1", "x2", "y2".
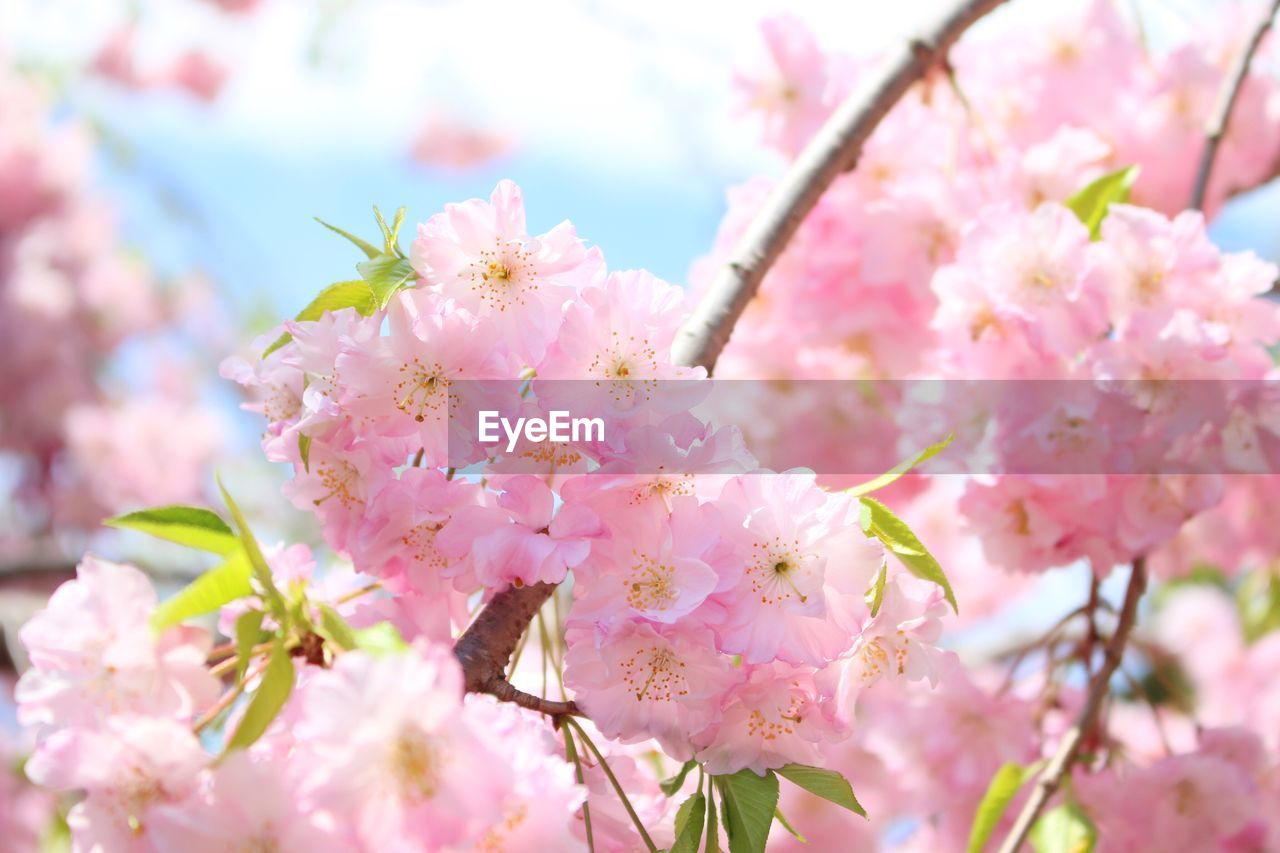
[
  {"x1": 1029, "y1": 803, "x2": 1097, "y2": 853},
  {"x1": 867, "y1": 564, "x2": 888, "y2": 618},
  {"x1": 233, "y1": 609, "x2": 265, "y2": 683},
  {"x1": 671, "y1": 792, "x2": 706, "y2": 853},
  {"x1": 773, "y1": 808, "x2": 807, "y2": 843},
  {"x1": 967, "y1": 762, "x2": 1028, "y2": 853},
  {"x1": 315, "y1": 603, "x2": 358, "y2": 652},
  {"x1": 261, "y1": 279, "x2": 378, "y2": 358},
  {"x1": 776, "y1": 764, "x2": 866, "y2": 817},
  {"x1": 847, "y1": 434, "x2": 953, "y2": 498},
  {"x1": 216, "y1": 476, "x2": 287, "y2": 621},
  {"x1": 223, "y1": 640, "x2": 295, "y2": 753},
  {"x1": 357, "y1": 255, "x2": 417, "y2": 310},
  {"x1": 391, "y1": 207, "x2": 407, "y2": 256},
  {"x1": 1064, "y1": 165, "x2": 1139, "y2": 239},
  {"x1": 859, "y1": 496, "x2": 958, "y2": 614},
  {"x1": 372, "y1": 205, "x2": 408, "y2": 257},
  {"x1": 104, "y1": 505, "x2": 238, "y2": 555},
  {"x1": 315, "y1": 217, "x2": 381, "y2": 259},
  {"x1": 661, "y1": 759, "x2": 698, "y2": 796},
  {"x1": 716, "y1": 769, "x2": 780, "y2": 853},
  {"x1": 150, "y1": 551, "x2": 253, "y2": 630},
  {"x1": 298, "y1": 433, "x2": 313, "y2": 473},
  {"x1": 352, "y1": 621, "x2": 410, "y2": 655}
]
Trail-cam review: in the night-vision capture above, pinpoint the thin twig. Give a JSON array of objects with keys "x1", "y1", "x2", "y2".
[
  {"x1": 1189, "y1": 0, "x2": 1280, "y2": 211},
  {"x1": 193, "y1": 657, "x2": 269, "y2": 734},
  {"x1": 670, "y1": 0, "x2": 1010, "y2": 372},
  {"x1": 995, "y1": 557, "x2": 1149, "y2": 853}
]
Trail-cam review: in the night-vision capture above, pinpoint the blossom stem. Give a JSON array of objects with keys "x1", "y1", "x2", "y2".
[
  {"x1": 995, "y1": 557, "x2": 1148, "y2": 853},
  {"x1": 563, "y1": 723, "x2": 596, "y2": 853},
  {"x1": 333, "y1": 580, "x2": 382, "y2": 605},
  {"x1": 564, "y1": 717, "x2": 659, "y2": 853},
  {"x1": 194, "y1": 656, "x2": 270, "y2": 734},
  {"x1": 1189, "y1": 0, "x2": 1280, "y2": 211},
  {"x1": 670, "y1": 0, "x2": 1010, "y2": 372}
]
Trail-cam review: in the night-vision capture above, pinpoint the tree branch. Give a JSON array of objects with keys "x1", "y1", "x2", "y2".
[
  {"x1": 1189, "y1": 0, "x2": 1280, "y2": 212},
  {"x1": 995, "y1": 557, "x2": 1149, "y2": 853},
  {"x1": 452, "y1": 581, "x2": 579, "y2": 717},
  {"x1": 670, "y1": 0, "x2": 1011, "y2": 372},
  {"x1": 448, "y1": 0, "x2": 1011, "y2": 716}
]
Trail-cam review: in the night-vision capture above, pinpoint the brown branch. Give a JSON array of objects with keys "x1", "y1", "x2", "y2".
[
  {"x1": 995, "y1": 557, "x2": 1149, "y2": 853},
  {"x1": 1189, "y1": 0, "x2": 1280, "y2": 212},
  {"x1": 452, "y1": 581, "x2": 579, "y2": 717},
  {"x1": 670, "y1": 0, "x2": 1011, "y2": 372}
]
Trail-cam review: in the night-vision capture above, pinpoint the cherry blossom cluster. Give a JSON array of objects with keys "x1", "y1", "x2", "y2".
[
  {"x1": 223, "y1": 179, "x2": 953, "y2": 776},
  {"x1": 703, "y1": 1, "x2": 1280, "y2": 578},
  {"x1": 13, "y1": 556, "x2": 589, "y2": 850},
  {"x1": 2, "y1": 179, "x2": 957, "y2": 849}
]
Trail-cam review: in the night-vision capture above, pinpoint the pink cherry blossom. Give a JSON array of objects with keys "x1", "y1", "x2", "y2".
[
  {"x1": 712, "y1": 473, "x2": 884, "y2": 666},
  {"x1": 694, "y1": 662, "x2": 841, "y2": 776},
  {"x1": 17, "y1": 556, "x2": 218, "y2": 734},
  {"x1": 25, "y1": 716, "x2": 208, "y2": 853},
  {"x1": 437, "y1": 475, "x2": 604, "y2": 589},
  {"x1": 411, "y1": 179, "x2": 596, "y2": 366},
  {"x1": 564, "y1": 620, "x2": 738, "y2": 760}
]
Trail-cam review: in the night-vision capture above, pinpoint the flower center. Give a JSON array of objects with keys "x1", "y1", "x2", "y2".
[
  {"x1": 313, "y1": 460, "x2": 360, "y2": 508},
  {"x1": 621, "y1": 645, "x2": 687, "y2": 703},
  {"x1": 390, "y1": 726, "x2": 442, "y2": 802},
  {"x1": 396, "y1": 358, "x2": 449, "y2": 422},
  {"x1": 626, "y1": 552, "x2": 679, "y2": 611},
  {"x1": 748, "y1": 539, "x2": 813, "y2": 606},
  {"x1": 469, "y1": 243, "x2": 536, "y2": 311}
]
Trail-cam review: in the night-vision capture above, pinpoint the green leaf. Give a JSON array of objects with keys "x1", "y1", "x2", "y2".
[
  {"x1": 315, "y1": 603, "x2": 357, "y2": 652},
  {"x1": 1064, "y1": 166, "x2": 1139, "y2": 240},
  {"x1": 223, "y1": 640, "x2": 295, "y2": 753},
  {"x1": 1238, "y1": 571, "x2": 1280, "y2": 643},
  {"x1": 716, "y1": 769, "x2": 779, "y2": 853},
  {"x1": 357, "y1": 254, "x2": 417, "y2": 310},
  {"x1": 150, "y1": 552, "x2": 253, "y2": 630},
  {"x1": 352, "y1": 621, "x2": 409, "y2": 654},
  {"x1": 262, "y1": 279, "x2": 377, "y2": 358},
  {"x1": 967, "y1": 762, "x2": 1028, "y2": 853},
  {"x1": 372, "y1": 205, "x2": 408, "y2": 257},
  {"x1": 234, "y1": 609, "x2": 265, "y2": 683},
  {"x1": 104, "y1": 505, "x2": 237, "y2": 555},
  {"x1": 847, "y1": 434, "x2": 953, "y2": 498},
  {"x1": 1030, "y1": 803, "x2": 1097, "y2": 853},
  {"x1": 295, "y1": 279, "x2": 377, "y2": 322},
  {"x1": 773, "y1": 808, "x2": 807, "y2": 843},
  {"x1": 216, "y1": 476, "x2": 287, "y2": 621},
  {"x1": 671, "y1": 792, "x2": 706, "y2": 853},
  {"x1": 391, "y1": 207, "x2": 407, "y2": 255},
  {"x1": 315, "y1": 217, "x2": 381, "y2": 259},
  {"x1": 859, "y1": 496, "x2": 958, "y2": 614},
  {"x1": 661, "y1": 759, "x2": 698, "y2": 797},
  {"x1": 776, "y1": 764, "x2": 866, "y2": 817},
  {"x1": 298, "y1": 433, "x2": 313, "y2": 473},
  {"x1": 706, "y1": 784, "x2": 722, "y2": 853},
  {"x1": 867, "y1": 564, "x2": 888, "y2": 618}
]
